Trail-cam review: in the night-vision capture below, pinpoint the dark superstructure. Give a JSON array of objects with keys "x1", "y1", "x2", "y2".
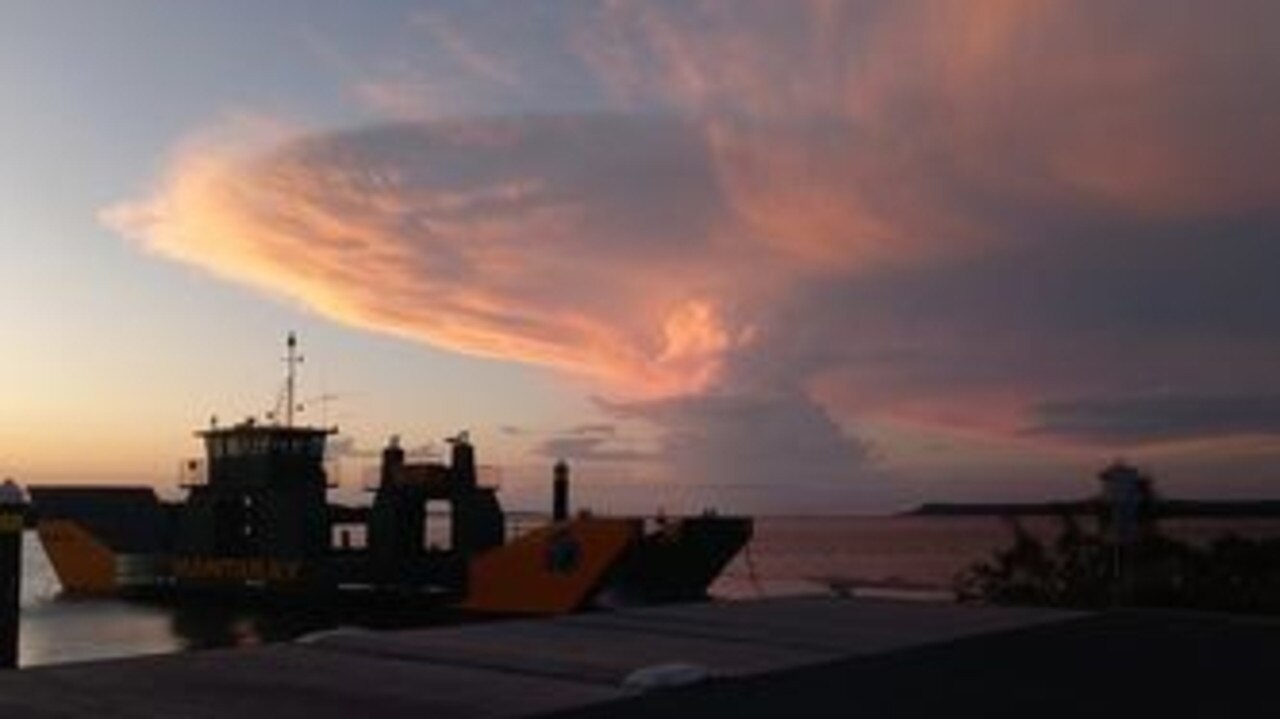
[
  {"x1": 182, "y1": 423, "x2": 333, "y2": 568},
  {"x1": 31, "y1": 335, "x2": 753, "y2": 614}
]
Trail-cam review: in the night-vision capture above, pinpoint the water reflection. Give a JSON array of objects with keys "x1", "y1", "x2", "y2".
[
  {"x1": 18, "y1": 533, "x2": 472, "y2": 667},
  {"x1": 21, "y1": 598, "x2": 181, "y2": 666}
]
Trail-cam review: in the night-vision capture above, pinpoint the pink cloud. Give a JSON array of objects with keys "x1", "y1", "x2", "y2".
[
  {"x1": 105, "y1": 1, "x2": 1280, "y2": 497},
  {"x1": 106, "y1": 116, "x2": 764, "y2": 397},
  {"x1": 585, "y1": 0, "x2": 1280, "y2": 260}
]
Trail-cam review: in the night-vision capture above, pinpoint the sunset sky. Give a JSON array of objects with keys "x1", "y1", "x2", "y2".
[{"x1": 3, "y1": 1, "x2": 1280, "y2": 513}]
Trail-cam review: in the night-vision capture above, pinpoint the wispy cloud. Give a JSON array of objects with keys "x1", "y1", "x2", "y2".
[
  {"x1": 1028, "y1": 393, "x2": 1280, "y2": 446},
  {"x1": 534, "y1": 433, "x2": 652, "y2": 463}
]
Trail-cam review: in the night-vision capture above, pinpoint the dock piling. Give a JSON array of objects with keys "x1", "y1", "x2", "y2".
[{"x1": 0, "y1": 478, "x2": 26, "y2": 670}]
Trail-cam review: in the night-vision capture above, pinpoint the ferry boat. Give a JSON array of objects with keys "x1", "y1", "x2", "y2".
[{"x1": 29, "y1": 335, "x2": 752, "y2": 615}]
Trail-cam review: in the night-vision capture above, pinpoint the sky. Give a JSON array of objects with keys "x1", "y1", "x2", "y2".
[{"x1": 3, "y1": 0, "x2": 1280, "y2": 513}]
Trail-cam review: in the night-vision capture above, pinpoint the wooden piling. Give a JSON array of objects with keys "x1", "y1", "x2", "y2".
[{"x1": 0, "y1": 479, "x2": 25, "y2": 669}]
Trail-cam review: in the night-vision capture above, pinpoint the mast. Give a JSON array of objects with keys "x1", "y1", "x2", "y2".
[{"x1": 284, "y1": 332, "x2": 303, "y2": 428}]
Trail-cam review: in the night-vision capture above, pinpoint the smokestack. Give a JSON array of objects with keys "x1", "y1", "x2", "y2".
[
  {"x1": 553, "y1": 459, "x2": 570, "y2": 522},
  {"x1": 380, "y1": 436, "x2": 405, "y2": 487},
  {"x1": 451, "y1": 432, "x2": 477, "y2": 487}
]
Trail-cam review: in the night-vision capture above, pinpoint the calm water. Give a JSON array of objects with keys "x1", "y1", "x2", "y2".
[
  {"x1": 711, "y1": 515, "x2": 1280, "y2": 601},
  {"x1": 19, "y1": 516, "x2": 1280, "y2": 667}
]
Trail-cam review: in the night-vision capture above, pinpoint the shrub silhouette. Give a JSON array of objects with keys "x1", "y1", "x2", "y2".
[
  {"x1": 957, "y1": 515, "x2": 1280, "y2": 615},
  {"x1": 957, "y1": 464, "x2": 1280, "y2": 614}
]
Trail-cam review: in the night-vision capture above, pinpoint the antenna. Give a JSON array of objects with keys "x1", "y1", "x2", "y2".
[
  {"x1": 284, "y1": 332, "x2": 304, "y2": 428},
  {"x1": 305, "y1": 392, "x2": 340, "y2": 428}
]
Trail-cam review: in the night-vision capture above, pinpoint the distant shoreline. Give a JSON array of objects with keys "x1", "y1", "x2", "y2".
[{"x1": 908, "y1": 500, "x2": 1280, "y2": 518}]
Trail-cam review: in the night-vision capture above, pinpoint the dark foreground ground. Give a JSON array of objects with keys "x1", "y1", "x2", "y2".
[
  {"x1": 0, "y1": 597, "x2": 1274, "y2": 717},
  {"x1": 549, "y1": 610, "x2": 1279, "y2": 719}
]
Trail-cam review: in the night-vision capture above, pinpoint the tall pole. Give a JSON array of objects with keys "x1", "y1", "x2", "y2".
[
  {"x1": 284, "y1": 332, "x2": 303, "y2": 428},
  {"x1": 0, "y1": 479, "x2": 26, "y2": 670}
]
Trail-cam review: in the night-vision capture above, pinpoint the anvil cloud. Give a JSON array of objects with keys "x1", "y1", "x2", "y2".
[
  {"x1": 107, "y1": 115, "x2": 755, "y2": 396},
  {"x1": 106, "y1": 0, "x2": 1280, "y2": 494}
]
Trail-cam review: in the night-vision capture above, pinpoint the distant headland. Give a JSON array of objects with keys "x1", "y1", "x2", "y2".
[{"x1": 909, "y1": 499, "x2": 1280, "y2": 518}]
